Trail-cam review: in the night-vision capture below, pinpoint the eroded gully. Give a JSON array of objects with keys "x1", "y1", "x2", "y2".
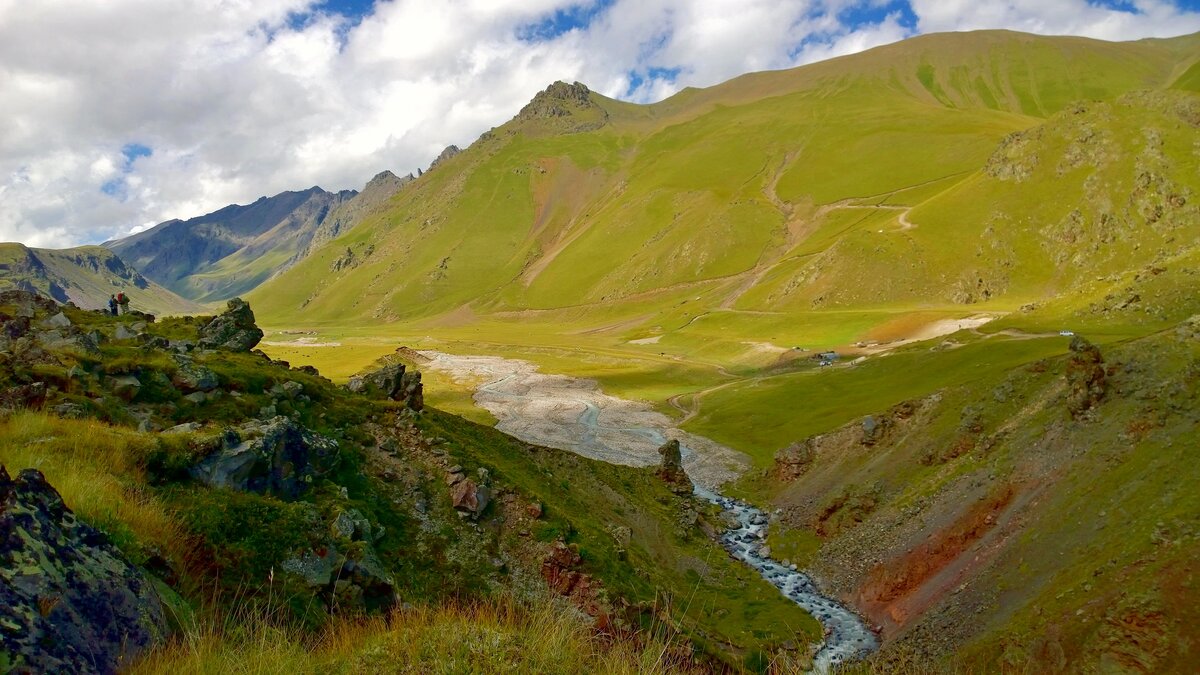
[{"x1": 420, "y1": 351, "x2": 878, "y2": 670}]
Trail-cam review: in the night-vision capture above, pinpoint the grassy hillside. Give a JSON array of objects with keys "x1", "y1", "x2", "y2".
[
  {"x1": 250, "y1": 30, "x2": 1197, "y2": 329},
  {"x1": 0, "y1": 242, "x2": 202, "y2": 316},
  {"x1": 0, "y1": 294, "x2": 822, "y2": 671}
]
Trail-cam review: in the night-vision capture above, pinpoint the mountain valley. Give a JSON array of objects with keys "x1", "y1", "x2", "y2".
[{"x1": 2, "y1": 26, "x2": 1199, "y2": 674}]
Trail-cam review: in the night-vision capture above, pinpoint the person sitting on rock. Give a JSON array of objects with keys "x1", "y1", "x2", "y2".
[
  {"x1": 116, "y1": 292, "x2": 130, "y2": 315},
  {"x1": 108, "y1": 295, "x2": 118, "y2": 316}
]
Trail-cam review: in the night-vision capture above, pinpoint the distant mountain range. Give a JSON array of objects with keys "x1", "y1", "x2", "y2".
[
  {"x1": 105, "y1": 170, "x2": 413, "y2": 302},
  {"x1": 0, "y1": 243, "x2": 202, "y2": 315}
]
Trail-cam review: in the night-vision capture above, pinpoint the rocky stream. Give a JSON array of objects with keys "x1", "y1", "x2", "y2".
[{"x1": 421, "y1": 350, "x2": 879, "y2": 670}]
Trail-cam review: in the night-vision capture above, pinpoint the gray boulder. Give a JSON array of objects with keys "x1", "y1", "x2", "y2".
[
  {"x1": 347, "y1": 362, "x2": 423, "y2": 411},
  {"x1": 0, "y1": 467, "x2": 170, "y2": 674},
  {"x1": 197, "y1": 298, "x2": 263, "y2": 352},
  {"x1": 109, "y1": 375, "x2": 142, "y2": 400},
  {"x1": 39, "y1": 312, "x2": 71, "y2": 330},
  {"x1": 190, "y1": 416, "x2": 339, "y2": 500},
  {"x1": 171, "y1": 357, "x2": 219, "y2": 393}
]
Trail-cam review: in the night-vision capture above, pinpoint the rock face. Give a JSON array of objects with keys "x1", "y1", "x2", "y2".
[
  {"x1": 346, "y1": 362, "x2": 424, "y2": 411},
  {"x1": 0, "y1": 467, "x2": 169, "y2": 674},
  {"x1": 198, "y1": 298, "x2": 264, "y2": 352},
  {"x1": 190, "y1": 416, "x2": 339, "y2": 500},
  {"x1": 655, "y1": 439, "x2": 691, "y2": 493},
  {"x1": 1066, "y1": 336, "x2": 1107, "y2": 417},
  {"x1": 427, "y1": 145, "x2": 461, "y2": 171},
  {"x1": 774, "y1": 438, "x2": 816, "y2": 481}
]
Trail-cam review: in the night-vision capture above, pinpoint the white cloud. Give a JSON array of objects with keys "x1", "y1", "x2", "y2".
[
  {"x1": 910, "y1": 0, "x2": 1200, "y2": 40},
  {"x1": 0, "y1": 0, "x2": 1197, "y2": 248}
]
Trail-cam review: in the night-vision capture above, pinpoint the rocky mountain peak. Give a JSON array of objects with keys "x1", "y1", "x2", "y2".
[
  {"x1": 519, "y1": 81, "x2": 593, "y2": 118},
  {"x1": 427, "y1": 145, "x2": 461, "y2": 172},
  {"x1": 515, "y1": 81, "x2": 608, "y2": 133}
]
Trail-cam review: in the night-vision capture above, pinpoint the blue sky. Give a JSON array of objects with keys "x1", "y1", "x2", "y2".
[{"x1": 2, "y1": 0, "x2": 1200, "y2": 247}]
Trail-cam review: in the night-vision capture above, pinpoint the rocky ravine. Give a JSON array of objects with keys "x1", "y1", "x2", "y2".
[{"x1": 420, "y1": 350, "x2": 879, "y2": 669}]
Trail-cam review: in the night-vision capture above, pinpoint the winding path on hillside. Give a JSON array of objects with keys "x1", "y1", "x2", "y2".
[{"x1": 420, "y1": 350, "x2": 879, "y2": 671}]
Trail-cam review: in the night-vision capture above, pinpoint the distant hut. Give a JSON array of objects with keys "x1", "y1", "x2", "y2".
[{"x1": 814, "y1": 351, "x2": 839, "y2": 366}]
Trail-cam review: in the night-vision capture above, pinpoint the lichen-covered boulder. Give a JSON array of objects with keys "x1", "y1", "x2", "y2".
[
  {"x1": 190, "y1": 416, "x2": 339, "y2": 500},
  {"x1": 0, "y1": 467, "x2": 169, "y2": 674},
  {"x1": 171, "y1": 356, "x2": 219, "y2": 393},
  {"x1": 281, "y1": 508, "x2": 397, "y2": 614},
  {"x1": 197, "y1": 298, "x2": 263, "y2": 352}
]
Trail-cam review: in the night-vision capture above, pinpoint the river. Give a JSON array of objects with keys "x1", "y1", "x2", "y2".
[{"x1": 421, "y1": 350, "x2": 879, "y2": 670}]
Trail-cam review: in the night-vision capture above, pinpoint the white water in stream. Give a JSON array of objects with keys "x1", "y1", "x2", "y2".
[{"x1": 421, "y1": 350, "x2": 878, "y2": 670}]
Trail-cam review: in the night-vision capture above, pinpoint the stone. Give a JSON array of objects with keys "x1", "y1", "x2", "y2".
[
  {"x1": 1066, "y1": 336, "x2": 1107, "y2": 418},
  {"x1": 655, "y1": 439, "x2": 690, "y2": 492},
  {"x1": 172, "y1": 358, "x2": 219, "y2": 393},
  {"x1": 50, "y1": 402, "x2": 86, "y2": 419},
  {"x1": 347, "y1": 362, "x2": 424, "y2": 411},
  {"x1": 110, "y1": 375, "x2": 142, "y2": 400},
  {"x1": 0, "y1": 382, "x2": 48, "y2": 411},
  {"x1": 114, "y1": 324, "x2": 139, "y2": 341},
  {"x1": 39, "y1": 312, "x2": 71, "y2": 330},
  {"x1": 526, "y1": 502, "x2": 544, "y2": 519},
  {"x1": 281, "y1": 543, "x2": 397, "y2": 614},
  {"x1": 330, "y1": 508, "x2": 374, "y2": 542},
  {"x1": 183, "y1": 391, "x2": 208, "y2": 404},
  {"x1": 282, "y1": 381, "x2": 304, "y2": 398},
  {"x1": 197, "y1": 298, "x2": 264, "y2": 352},
  {"x1": 774, "y1": 438, "x2": 816, "y2": 481},
  {"x1": 541, "y1": 540, "x2": 584, "y2": 595},
  {"x1": 450, "y1": 478, "x2": 491, "y2": 518},
  {"x1": 0, "y1": 467, "x2": 170, "y2": 674},
  {"x1": 861, "y1": 414, "x2": 891, "y2": 446},
  {"x1": 190, "y1": 416, "x2": 339, "y2": 500},
  {"x1": 164, "y1": 422, "x2": 203, "y2": 434}
]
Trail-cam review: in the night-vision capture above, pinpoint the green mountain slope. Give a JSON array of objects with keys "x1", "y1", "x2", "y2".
[
  {"x1": 108, "y1": 171, "x2": 411, "y2": 303},
  {"x1": 0, "y1": 243, "x2": 202, "y2": 315},
  {"x1": 249, "y1": 30, "x2": 1199, "y2": 328}
]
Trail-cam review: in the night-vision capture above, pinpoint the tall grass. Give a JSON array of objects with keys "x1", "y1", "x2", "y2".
[
  {"x1": 0, "y1": 411, "x2": 187, "y2": 564},
  {"x1": 132, "y1": 595, "x2": 705, "y2": 675}
]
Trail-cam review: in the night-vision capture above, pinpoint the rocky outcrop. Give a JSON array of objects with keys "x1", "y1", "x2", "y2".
[
  {"x1": 0, "y1": 467, "x2": 169, "y2": 674},
  {"x1": 1066, "y1": 336, "x2": 1107, "y2": 417},
  {"x1": 427, "y1": 145, "x2": 461, "y2": 172},
  {"x1": 281, "y1": 507, "x2": 397, "y2": 613},
  {"x1": 515, "y1": 81, "x2": 609, "y2": 133},
  {"x1": 190, "y1": 416, "x2": 339, "y2": 500},
  {"x1": 197, "y1": 298, "x2": 263, "y2": 352},
  {"x1": 171, "y1": 356, "x2": 219, "y2": 393},
  {"x1": 347, "y1": 362, "x2": 424, "y2": 411},
  {"x1": 861, "y1": 414, "x2": 892, "y2": 446},
  {"x1": 774, "y1": 438, "x2": 816, "y2": 481},
  {"x1": 655, "y1": 439, "x2": 691, "y2": 493}
]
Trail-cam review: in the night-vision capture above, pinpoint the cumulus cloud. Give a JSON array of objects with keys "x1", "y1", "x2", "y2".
[{"x1": 0, "y1": 0, "x2": 1197, "y2": 247}]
